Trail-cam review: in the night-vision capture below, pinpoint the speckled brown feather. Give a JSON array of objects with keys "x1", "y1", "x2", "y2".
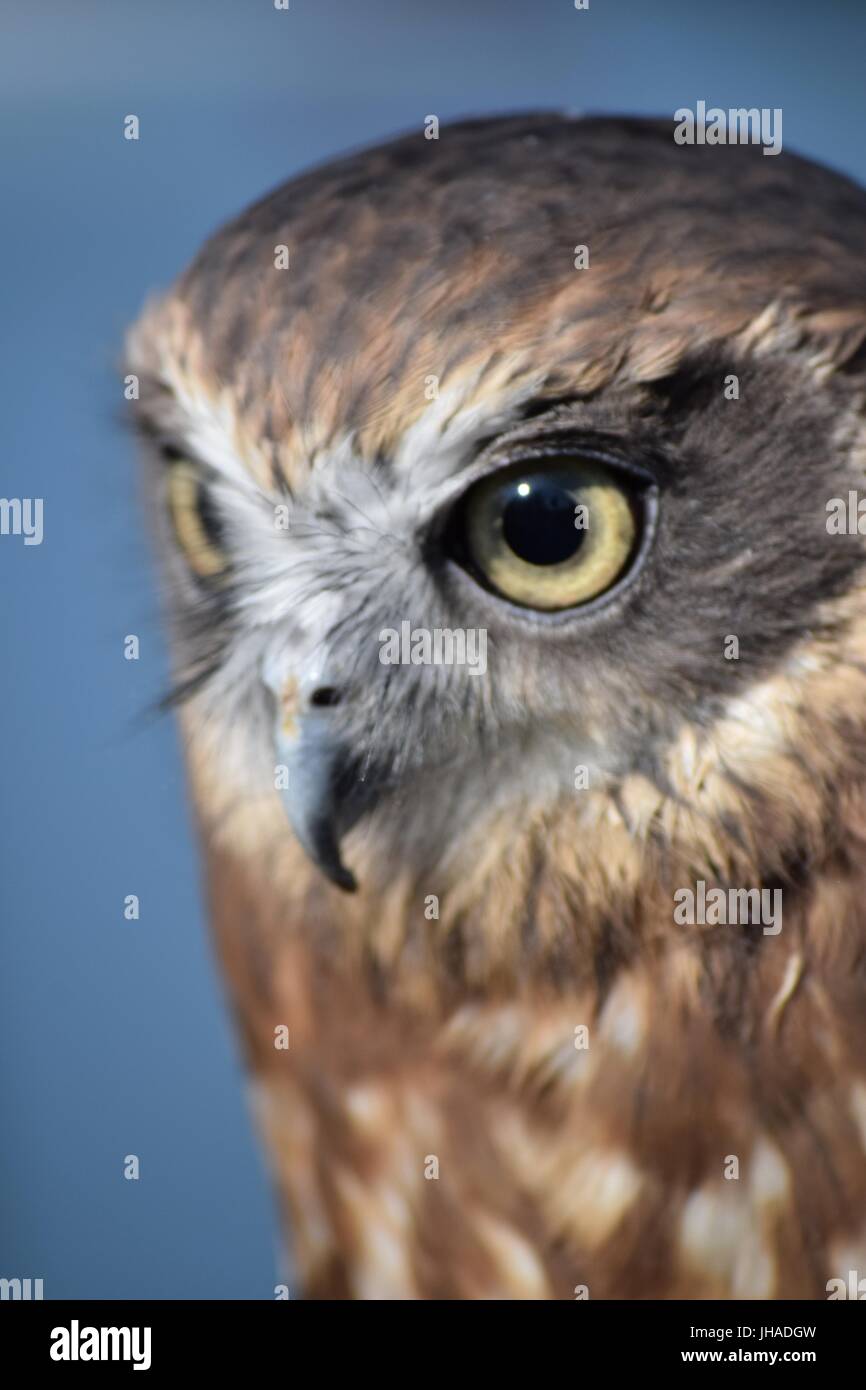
[{"x1": 191, "y1": 675, "x2": 866, "y2": 1298}]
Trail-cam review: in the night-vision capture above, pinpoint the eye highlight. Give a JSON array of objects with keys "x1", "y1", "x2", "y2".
[
  {"x1": 448, "y1": 457, "x2": 644, "y2": 611},
  {"x1": 165, "y1": 459, "x2": 229, "y2": 581}
]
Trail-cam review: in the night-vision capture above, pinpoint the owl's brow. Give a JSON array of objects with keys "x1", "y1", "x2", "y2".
[{"x1": 130, "y1": 410, "x2": 278, "y2": 517}]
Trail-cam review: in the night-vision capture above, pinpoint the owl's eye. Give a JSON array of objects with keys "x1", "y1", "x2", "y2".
[
  {"x1": 449, "y1": 457, "x2": 643, "y2": 611},
  {"x1": 165, "y1": 459, "x2": 229, "y2": 581}
]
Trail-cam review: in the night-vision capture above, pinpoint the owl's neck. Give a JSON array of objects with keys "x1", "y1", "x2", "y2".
[{"x1": 200, "y1": 776, "x2": 866, "y2": 1037}]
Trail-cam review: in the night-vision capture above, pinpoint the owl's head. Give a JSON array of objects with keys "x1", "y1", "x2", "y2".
[{"x1": 127, "y1": 115, "x2": 866, "y2": 987}]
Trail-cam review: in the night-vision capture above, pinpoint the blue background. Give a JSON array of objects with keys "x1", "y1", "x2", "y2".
[{"x1": 2, "y1": 0, "x2": 864, "y2": 1299}]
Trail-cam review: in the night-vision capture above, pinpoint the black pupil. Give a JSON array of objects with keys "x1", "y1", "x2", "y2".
[
  {"x1": 501, "y1": 479, "x2": 584, "y2": 566},
  {"x1": 197, "y1": 483, "x2": 224, "y2": 548}
]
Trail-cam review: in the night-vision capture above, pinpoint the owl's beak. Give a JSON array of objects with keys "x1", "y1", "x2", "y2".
[{"x1": 274, "y1": 712, "x2": 360, "y2": 893}]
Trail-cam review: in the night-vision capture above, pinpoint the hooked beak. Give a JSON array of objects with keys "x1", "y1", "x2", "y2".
[{"x1": 275, "y1": 710, "x2": 364, "y2": 893}]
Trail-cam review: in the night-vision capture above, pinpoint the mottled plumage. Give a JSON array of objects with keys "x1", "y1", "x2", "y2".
[{"x1": 128, "y1": 115, "x2": 866, "y2": 1298}]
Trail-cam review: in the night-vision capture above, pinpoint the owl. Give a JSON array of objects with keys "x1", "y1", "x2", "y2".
[{"x1": 127, "y1": 114, "x2": 866, "y2": 1300}]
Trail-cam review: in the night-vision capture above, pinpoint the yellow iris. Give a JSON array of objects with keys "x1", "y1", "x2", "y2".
[
  {"x1": 166, "y1": 460, "x2": 228, "y2": 580},
  {"x1": 462, "y1": 459, "x2": 638, "y2": 610}
]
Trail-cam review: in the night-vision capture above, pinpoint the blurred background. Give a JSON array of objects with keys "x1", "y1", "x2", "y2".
[{"x1": 1, "y1": 0, "x2": 864, "y2": 1299}]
